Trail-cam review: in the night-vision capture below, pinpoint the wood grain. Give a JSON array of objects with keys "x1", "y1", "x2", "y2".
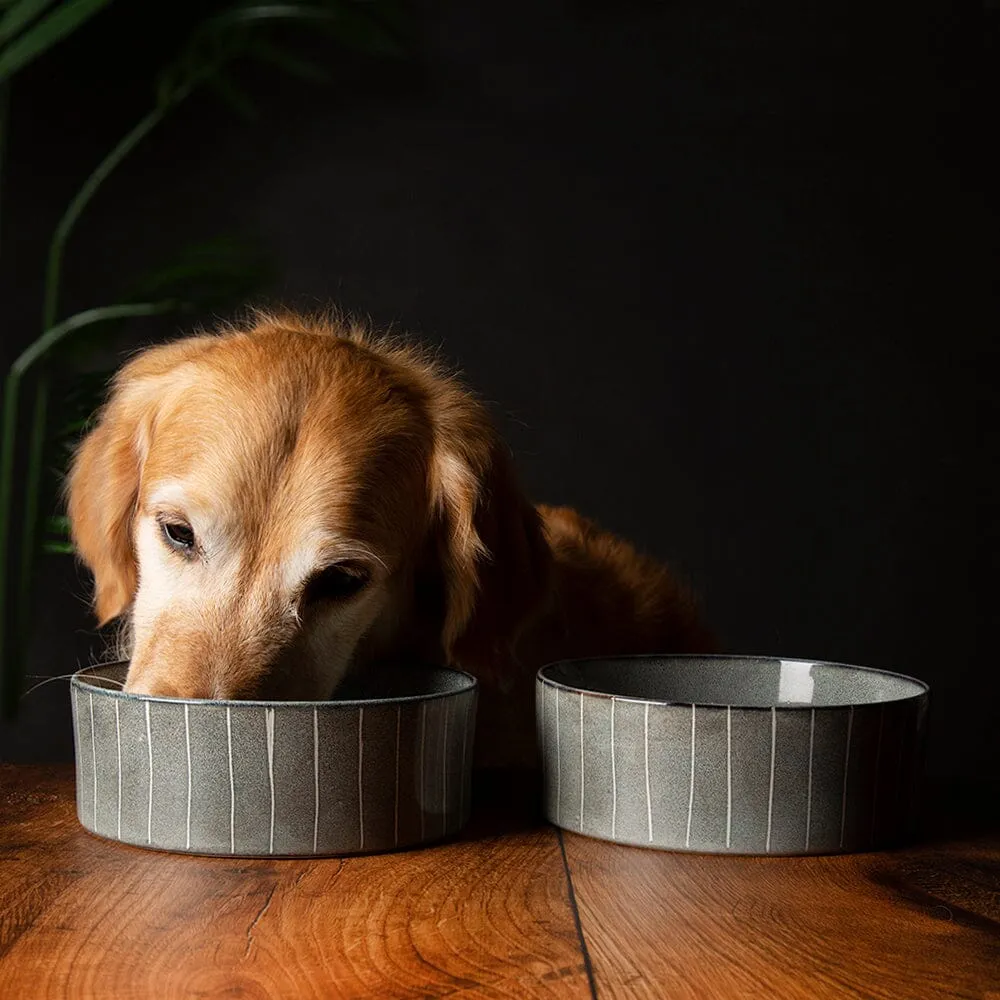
[
  {"x1": 0, "y1": 765, "x2": 591, "y2": 999},
  {"x1": 4, "y1": 765, "x2": 1000, "y2": 1000},
  {"x1": 563, "y1": 822, "x2": 1000, "y2": 1000}
]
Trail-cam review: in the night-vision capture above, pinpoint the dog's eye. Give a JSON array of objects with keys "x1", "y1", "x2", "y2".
[
  {"x1": 301, "y1": 564, "x2": 369, "y2": 604},
  {"x1": 161, "y1": 521, "x2": 195, "y2": 552}
]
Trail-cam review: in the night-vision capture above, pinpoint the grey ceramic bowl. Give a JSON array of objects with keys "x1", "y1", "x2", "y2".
[
  {"x1": 71, "y1": 663, "x2": 477, "y2": 857},
  {"x1": 536, "y1": 655, "x2": 928, "y2": 856}
]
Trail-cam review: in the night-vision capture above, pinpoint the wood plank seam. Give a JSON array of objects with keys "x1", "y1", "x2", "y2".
[{"x1": 557, "y1": 828, "x2": 600, "y2": 1000}]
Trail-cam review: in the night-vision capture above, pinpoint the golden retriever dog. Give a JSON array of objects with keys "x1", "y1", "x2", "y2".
[{"x1": 67, "y1": 312, "x2": 714, "y2": 765}]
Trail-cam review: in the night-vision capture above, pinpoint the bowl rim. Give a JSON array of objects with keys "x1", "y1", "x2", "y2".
[
  {"x1": 71, "y1": 661, "x2": 478, "y2": 709},
  {"x1": 536, "y1": 653, "x2": 929, "y2": 711}
]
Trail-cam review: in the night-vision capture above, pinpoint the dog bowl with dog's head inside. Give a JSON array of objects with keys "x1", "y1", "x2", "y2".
[
  {"x1": 536, "y1": 655, "x2": 928, "y2": 856},
  {"x1": 71, "y1": 663, "x2": 477, "y2": 857}
]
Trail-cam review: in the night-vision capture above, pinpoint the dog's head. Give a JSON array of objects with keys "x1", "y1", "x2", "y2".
[{"x1": 67, "y1": 315, "x2": 550, "y2": 699}]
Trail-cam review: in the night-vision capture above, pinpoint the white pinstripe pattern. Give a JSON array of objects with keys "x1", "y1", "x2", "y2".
[
  {"x1": 90, "y1": 693, "x2": 97, "y2": 831},
  {"x1": 685, "y1": 707, "x2": 696, "y2": 849},
  {"x1": 579, "y1": 693, "x2": 585, "y2": 832},
  {"x1": 644, "y1": 703, "x2": 653, "y2": 843},
  {"x1": 265, "y1": 708, "x2": 276, "y2": 854},
  {"x1": 115, "y1": 699, "x2": 122, "y2": 840},
  {"x1": 226, "y1": 706, "x2": 235, "y2": 853},
  {"x1": 610, "y1": 698, "x2": 618, "y2": 839},
  {"x1": 312, "y1": 707, "x2": 319, "y2": 853},
  {"x1": 184, "y1": 703, "x2": 191, "y2": 850},
  {"x1": 725, "y1": 706, "x2": 732, "y2": 849},
  {"x1": 145, "y1": 701, "x2": 153, "y2": 845},
  {"x1": 555, "y1": 688, "x2": 561, "y2": 825},
  {"x1": 765, "y1": 707, "x2": 776, "y2": 853}
]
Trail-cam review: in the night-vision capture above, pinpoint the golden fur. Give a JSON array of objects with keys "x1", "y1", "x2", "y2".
[{"x1": 67, "y1": 312, "x2": 714, "y2": 764}]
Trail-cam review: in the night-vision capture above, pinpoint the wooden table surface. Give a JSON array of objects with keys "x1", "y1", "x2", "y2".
[{"x1": 1, "y1": 765, "x2": 997, "y2": 999}]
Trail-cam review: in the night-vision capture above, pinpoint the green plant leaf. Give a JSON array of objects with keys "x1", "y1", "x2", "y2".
[
  {"x1": 0, "y1": 0, "x2": 57, "y2": 47},
  {"x1": 42, "y1": 540, "x2": 74, "y2": 554},
  {"x1": 51, "y1": 236, "x2": 273, "y2": 373},
  {"x1": 3, "y1": 0, "x2": 415, "y2": 716},
  {"x1": 11, "y1": 301, "x2": 177, "y2": 377},
  {"x1": 0, "y1": 0, "x2": 113, "y2": 82},
  {"x1": 43, "y1": 105, "x2": 168, "y2": 329}
]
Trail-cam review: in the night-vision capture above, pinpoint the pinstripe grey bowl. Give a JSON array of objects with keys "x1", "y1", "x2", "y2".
[
  {"x1": 71, "y1": 663, "x2": 477, "y2": 857},
  {"x1": 537, "y1": 655, "x2": 928, "y2": 856}
]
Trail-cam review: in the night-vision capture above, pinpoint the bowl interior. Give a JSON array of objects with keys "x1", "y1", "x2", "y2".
[
  {"x1": 539, "y1": 655, "x2": 926, "y2": 708},
  {"x1": 74, "y1": 662, "x2": 475, "y2": 705}
]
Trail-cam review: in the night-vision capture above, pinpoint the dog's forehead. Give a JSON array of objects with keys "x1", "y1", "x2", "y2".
[
  {"x1": 148, "y1": 338, "x2": 412, "y2": 459},
  {"x1": 139, "y1": 335, "x2": 432, "y2": 547}
]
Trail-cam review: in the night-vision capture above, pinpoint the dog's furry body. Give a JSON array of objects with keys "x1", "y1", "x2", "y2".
[{"x1": 68, "y1": 314, "x2": 713, "y2": 764}]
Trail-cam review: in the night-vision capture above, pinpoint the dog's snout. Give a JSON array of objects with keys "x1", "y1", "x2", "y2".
[
  {"x1": 124, "y1": 639, "x2": 281, "y2": 701},
  {"x1": 125, "y1": 660, "x2": 282, "y2": 701},
  {"x1": 124, "y1": 673, "x2": 217, "y2": 700}
]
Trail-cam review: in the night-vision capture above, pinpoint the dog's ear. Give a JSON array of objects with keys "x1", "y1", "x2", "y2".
[
  {"x1": 429, "y1": 401, "x2": 552, "y2": 678},
  {"x1": 67, "y1": 337, "x2": 214, "y2": 624}
]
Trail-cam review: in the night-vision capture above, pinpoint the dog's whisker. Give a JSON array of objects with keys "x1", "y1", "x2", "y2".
[{"x1": 20, "y1": 673, "x2": 126, "y2": 700}]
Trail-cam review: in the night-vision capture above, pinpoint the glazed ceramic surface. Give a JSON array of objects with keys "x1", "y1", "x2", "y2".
[
  {"x1": 71, "y1": 663, "x2": 477, "y2": 857},
  {"x1": 536, "y1": 655, "x2": 928, "y2": 855}
]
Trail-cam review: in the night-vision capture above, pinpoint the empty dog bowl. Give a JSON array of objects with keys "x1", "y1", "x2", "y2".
[
  {"x1": 536, "y1": 655, "x2": 928, "y2": 855},
  {"x1": 71, "y1": 663, "x2": 477, "y2": 857}
]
